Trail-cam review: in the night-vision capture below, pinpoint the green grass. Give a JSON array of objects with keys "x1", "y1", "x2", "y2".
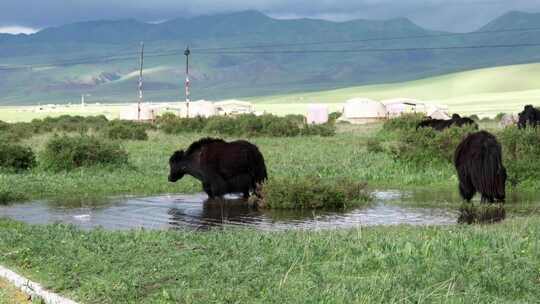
[
  {"x1": 1, "y1": 217, "x2": 540, "y2": 303},
  {"x1": 0, "y1": 126, "x2": 462, "y2": 204}
]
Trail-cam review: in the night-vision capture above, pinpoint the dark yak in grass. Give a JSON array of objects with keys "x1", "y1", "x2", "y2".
[
  {"x1": 417, "y1": 114, "x2": 477, "y2": 131},
  {"x1": 454, "y1": 131, "x2": 506, "y2": 203},
  {"x1": 168, "y1": 138, "x2": 267, "y2": 199},
  {"x1": 517, "y1": 105, "x2": 540, "y2": 129}
]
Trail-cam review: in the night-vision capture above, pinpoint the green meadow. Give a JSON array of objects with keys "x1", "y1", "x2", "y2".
[
  {"x1": 1, "y1": 217, "x2": 539, "y2": 303},
  {"x1": 2, "y1": 64, "x2": 540, "y2": 302}
]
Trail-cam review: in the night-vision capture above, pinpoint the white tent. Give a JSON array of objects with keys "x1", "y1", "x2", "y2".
[
  {"x1": 215, "y1": 100, "x2": 254, "y2": 116},
  {"x1": 119, "y1": 104, "x2": 158, "y2": 121},
  {"x1": 382, "y1": 98, "x2": 424, "y2": 118},
  {"x1": 500, "y1": 113, "x2": 518, "y2": 128},
  {"x1": 306, "y1": 104, "x2": 329, "y2": 124},
  {"x1": 174, "y1": 100, "x2": 217, "y2": 118},
  {"x1": 339, "y1": 98, "x2": 387, "y2": 124},
  {"x1": 425, "y1": 103, "x2": 450, "y2": 120}
]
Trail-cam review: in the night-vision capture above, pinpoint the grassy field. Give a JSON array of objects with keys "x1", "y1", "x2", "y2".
[
  {"x1": 1, "y1": 217, "x2": 540, "y2": 303},
  {"x1": 2, "y1": 62, "x2": 540, "y2": 122},
  {"x1": 0, "y1": 125, "x2": 462, "y2": 204}
]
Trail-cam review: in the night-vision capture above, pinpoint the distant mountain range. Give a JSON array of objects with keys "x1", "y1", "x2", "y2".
[{"x1": 2, "y1": 10, "x2": 540, "y2": 105}]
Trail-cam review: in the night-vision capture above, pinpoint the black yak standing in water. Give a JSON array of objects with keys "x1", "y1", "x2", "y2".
[
  {"x1": 168, "y1": 138, "x2": 267, "y2": 199},
  {"x1": 517, "y1": 105, "x2": 540, "y2": 129},
  {"x1": 454, "y1": 131, "x2": 506, "y2": 203},
  {"x1": 417, "y1": 114, "x2": 477, "y2": 131}
]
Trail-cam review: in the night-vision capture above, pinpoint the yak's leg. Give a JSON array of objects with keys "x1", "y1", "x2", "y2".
[
  {"x1": 480, "y1": 195, "x2": 495, "y2": 204},
  {"x1": 459, "y1": 180, "x2": 475, "y2": 203},
  {"x1": 227, "y1": 174, "x2": 253, "y2": 199},
  {"x1": 207, "y1": 173, "x2": 228, "y2": 198},
  {"x1": 203, "y1": 182, "x2": 214, "y2": 198}
]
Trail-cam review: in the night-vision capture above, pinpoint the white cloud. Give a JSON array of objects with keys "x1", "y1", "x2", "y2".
[{"x1": 0, "y1": 26, "x2": 39, "y2": 34}]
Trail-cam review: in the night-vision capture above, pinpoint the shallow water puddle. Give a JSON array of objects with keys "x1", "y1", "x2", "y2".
[{"x1": 0, "y1": 191, "x2": 459, "y2": 231}]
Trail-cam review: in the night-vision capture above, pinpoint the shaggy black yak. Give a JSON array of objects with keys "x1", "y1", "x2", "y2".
[
  {"x1": 417, "y1": 114, "x2": 477, "y2": 131},
  {"x1": 517, "y1": 105, "x2": 540, "y2": 129},
  {"x1": 168, "y1": 138, "x2": 267, "y2": 199},
  {"x1": 454, "y1": 131, "x2": 506, "y2": 203}
]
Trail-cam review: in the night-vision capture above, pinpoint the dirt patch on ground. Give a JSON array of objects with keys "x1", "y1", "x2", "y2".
[{"x1": 0, "y1": 278, "x2": 31, "y2": 304}]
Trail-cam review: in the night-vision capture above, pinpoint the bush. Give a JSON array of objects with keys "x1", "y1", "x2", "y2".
[
  {"x1": 495, "y1": 113, "x2": 506, "y2": 122},
  {"x1": 257, "y1": 177, "x2": 371, "y2": 209},
  {"x1": 469, "y1": 115, "x2": 480, "y2": 121},
  {"x1": 301, "y1": 123, "x2": 336, "y2": 137},
  {"x1": 156, "y1": 114, "x2": 207, "y2": 134},
  {"x1": 156, "y1": 113, "x2": 332, "y2": 137},
  {"x1": 0, "y1": 143, "x2": 36, "y2": 171},
  {"x1": 259, "y1": 114, "x2": 301, "y2": 137},
  {"x1": 284, "y1": 114, "x2": 306, "y2": 125},
  {"x1": 389, "y1": 125, "x2": 477, "y2": 166},
  {"x1": 0, "y1": 190, "x2": 26, "y2": 205},
  {"x1": 382, "y1": 113, "x2": 425, "y2": 132},
  {"x1": 204, "y1": 116, "x2": 242, "y2": 135},
  {"x1": 498, "y1": 126, "x2": 540, "y2": 185},
  {"x1": 0, "y1": 115, "x2": 110, "y2": 141},
  {"x1": 104, "y1": 120, "x2": 148, "y2": 141},
  {"x1": 366, "y1": 138, "x2": 384, "y2": 153},
  {"x1": 329, "y1": 111, "x2": 342, "y2": 122},
  {"x1": 41, "y1": 135, "x2": 128, "y2": 171}
]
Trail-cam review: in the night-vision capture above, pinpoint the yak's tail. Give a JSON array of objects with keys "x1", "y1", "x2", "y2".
[
  {"x1": 247, "y1": 145, "x2": 268, "y2": 184},
  {"x1": 472, "y1": 140, "x2": 505, "y2": 201},
  {"x1": 254, "y1": 150, "x2": 268, "y2": 184}
]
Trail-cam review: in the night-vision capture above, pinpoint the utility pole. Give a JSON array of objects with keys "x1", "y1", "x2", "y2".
[
  {"x1": 184, "y1": 46, "x2": 191, "y2": 118},
  {"x1": 138, "y1": 42, "x2": 144, "y2": 121}
]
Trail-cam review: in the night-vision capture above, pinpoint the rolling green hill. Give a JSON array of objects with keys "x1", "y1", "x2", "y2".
[
  {"x1": 1, "y1": 62, "x2": 539, "y2": 122},
  {"x1": 2, "y1": 10, "x2": 540, "y2": 105},
  {"x1": 253, "y1": 62, "x2": 540, "y2": 116}
]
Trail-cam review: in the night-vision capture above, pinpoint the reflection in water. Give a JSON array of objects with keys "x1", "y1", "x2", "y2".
[
  {"x1": 0, "y1": 191, "x2": 461, "y2": 231},
  {"x1": 458, "y1": 203, "x2": 506, "y2": 224}
]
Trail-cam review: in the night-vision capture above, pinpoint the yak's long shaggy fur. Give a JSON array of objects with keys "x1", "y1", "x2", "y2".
[
  {"x1": 417, "y1": 114, "x2": 477, "y2": 131},
  {"x1": 454, "y1": 131, "x2": 507, "y2": 203},
  {"x1": 517, "y1": 105, "x2": 540, "y2": 129},
  {"x1": 169, "y1": 137, "x2": 267, "y2": 199}
]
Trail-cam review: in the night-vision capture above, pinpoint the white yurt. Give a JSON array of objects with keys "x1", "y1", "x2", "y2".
[
  {"x1": 119, "y1": 104, "x2": 157, "y2": 121},
  {"x1": 425, "y1": 103, "x2": 450, "y2": 120},
  {"x1": 339, "y1": 98, "x2": 387, "y2": 124},
  {"x1": 382, "y1": 98, "x2": 423, "y2": 118},
  {"x1": 500, "y1": 113, "x2": 518, "y2": 128},
  {"x1": 184, "y1": 100, "x2": 217, "y2": 118},
  {"x1": 215, "y1": 100, "x2": 254, "y2": 116},
  {"x1": 306, "y1": 104, "x2": 329, "y2": 124}
]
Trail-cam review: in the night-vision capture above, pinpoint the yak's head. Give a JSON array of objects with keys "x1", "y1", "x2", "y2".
[
  {"x1": 451, "y1": 113, "x2": 461, "y2": 120},
  {"x1": 168, "y1": 150, "x2": 188, "y2": 182}
]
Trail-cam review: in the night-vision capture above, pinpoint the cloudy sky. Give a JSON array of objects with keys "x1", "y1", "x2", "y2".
[{"x1": 1, "y1": 0, "x2": 540, "y2": 34}]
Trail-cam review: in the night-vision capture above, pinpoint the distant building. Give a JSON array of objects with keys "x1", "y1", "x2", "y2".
[
  {"x1": 339, "y1": 98, "x2": 387, "y2": 124},
  {"x1": 383, "y1": 98, "x2": 450, "y2": 120},
  {"x1": 215, "y1": 100, "x2": 255, "y2": 116},
  {"x1": 119, "y1": 104, "x2": 158, "y2": 121},
  {"x1": 306, "y1": 104, "x2": 329, "y2": 124}
]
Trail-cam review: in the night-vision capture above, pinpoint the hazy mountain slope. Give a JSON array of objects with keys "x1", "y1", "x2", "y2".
[{"x1": 1, "y1": 10, "x2": 540, "y2": 105}]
